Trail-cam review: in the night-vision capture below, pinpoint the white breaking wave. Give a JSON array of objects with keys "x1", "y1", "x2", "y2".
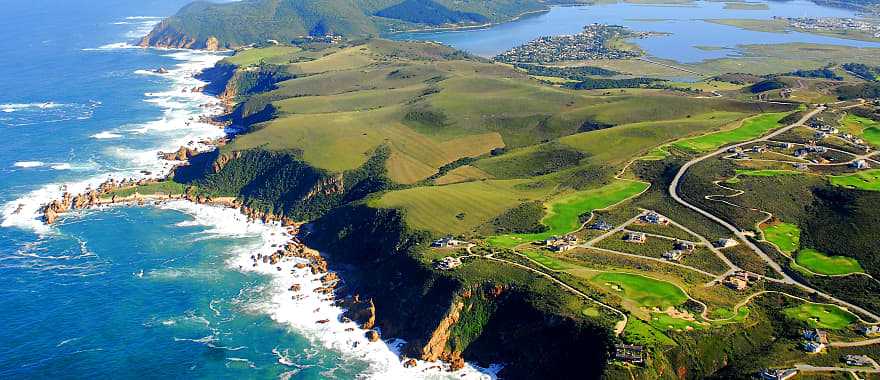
[
  {"x1": 14, "y1": 161, "x2": 45, "y2": 168},
  {"x1": 91, "y1": 131, "x2": 122, "y2": 139},
  {"x1": 160, "y1": 201, "x2": 500, "y2": 380},
  {"x1": 1, "y1": 43, "x2": 226, "y2": 234},
  {"x1": 0, "y1": 101, "x2": 100, "y2": 127},
  {"x1": 0, "y1": 102, "x2": 63, "y2": 113},
  {"x1": 4, "y1": 18, "x2": 501, "y2": 379}
]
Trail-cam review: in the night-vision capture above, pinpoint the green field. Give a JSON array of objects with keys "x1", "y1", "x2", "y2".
[
  {"x1": 650, "y1": 313, "x2": 705, "y2": 331},
  {"x1": 761, "y1": 222, "x2": 800, "y2": 254},
  {"x1": 105, "y1": 181, "x2": 188, "y2": 198},
  {"x1": 829, "y1": 169, "x2": 880, "y2": 191},
  {"x1": 796, "y1": 248, "x2": 864, "y2": 275},
  {"x1": 487, "y1": 180, "x2": 649, "y2": 247},
  {"x1": 522, "y1": 250, "x2": 571, "y2": 270},
  {"x1": 735, "y1": 169, "x2": 803, "y2": 177},
  {"x1": 592, "y1": 272, "x2": 688, "y2": 309},
  {"x1": 783, "y1": 302, "x2": 858, "y2": 330},
  {"x1": 375, "y1": 179, "x2": 553, "y2": 235},
  {"x1": 672, "y1": 112, "x2": 789, "y2": 152},
  {"x1": 843, "y1": 114, "x2": 880, "y2": 146}
]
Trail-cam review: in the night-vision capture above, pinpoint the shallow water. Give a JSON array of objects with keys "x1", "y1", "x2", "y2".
[{"x1": 389, "y1": 0, "x2": 880, "y2": 62}]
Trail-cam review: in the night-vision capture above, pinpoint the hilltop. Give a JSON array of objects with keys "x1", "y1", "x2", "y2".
[{"x1": 139, "y1": 0, "x2": 568, "y2": 50}]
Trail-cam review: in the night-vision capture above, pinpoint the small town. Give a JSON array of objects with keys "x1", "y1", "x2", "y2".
[
  {"x1": 494, "y1": 24, "x2": 653, "y2": 64},
  {"x1": 774, "y1": 16, "x2": 880, "y2": 39}
]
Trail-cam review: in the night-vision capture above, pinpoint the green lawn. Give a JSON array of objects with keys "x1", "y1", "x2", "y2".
[
  {"x1": 623, "y1": 318, "x2": 676, "y2": 346},
  {"x1": 829, "y1": 169, "x2": 880, "y2": 191},
  {"x1": 796, "y1": 248, "x2": 864, "y2": 275},
  {"x1": 672, "y1": 112, "x2": 789, "y2": 152},
  {"x1": 522, "y1": 250, "x2": 571, "y2": 270},
  {"x1": 105, "y1": 181, "x2": 188, "y2": 198},
  {"x1": 761, "y1": 222, "x2": 800, "y2": 254},
  {"x1": 592, "y1": 272, "x2": 688, "y2": 309},
  {"x1": 843, "y1": 114, "x2": 880, "y2": 147},
  {"x1": 783, "y1": 302, "x2": 858, "y2": 330},
  {"x1": 375, "y1": 179, "x2": 553, "y2": 235},
  {"x1": 487, "y1": 180, "x2": 649, "y2": 247},
  {"x1": 735, "y1": 169, "x2": 803, "y2": 177},
  {"x1": 650, "y1": 313, "x2": 705, "y2": 331}
]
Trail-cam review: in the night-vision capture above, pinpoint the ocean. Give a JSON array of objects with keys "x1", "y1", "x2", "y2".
[{"x1": 0, "y1": 1, "x2": 495, "y2": 379}]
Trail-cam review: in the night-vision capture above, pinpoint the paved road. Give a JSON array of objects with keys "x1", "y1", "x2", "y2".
[{"x1": 668, "y1": 105, "x2": 880, "y2": 322}]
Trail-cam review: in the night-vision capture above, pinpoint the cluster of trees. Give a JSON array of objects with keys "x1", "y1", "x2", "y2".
[
  {"x1": 375, "y1": 0, "x2": 488, "y2": 25},
  {"x1": 515, "y1": 63, "x2": 620, "y2": 80},
  {"x1": 749, "y1": 79, "x2": 787, "y2": 93},
  {"x1": 843, "y1": 63, "x2": 880, "y2": 81},
  {"x1": 563, "y1": 77, "x2": 660, "y2": 90},
  {"x1": 786, "y1": 67, "x2": 843, "y2": 80},
  {"x1": 837, "y1": 82, "x2": 880, "y2": 99}
]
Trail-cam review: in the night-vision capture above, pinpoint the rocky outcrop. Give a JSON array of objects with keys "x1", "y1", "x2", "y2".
[
  {"x1": 340, "y1": 295, "x2": 376, "y2": 330},
  {"x1": 304, "y1": 174, "x2": 344, "y2": 202},
  {"x1": 160, "y1": 146, "x2": 198, "y2": 161},
  {"x1": 420, "y1": 301, "x2": 464, "y2": 361},
  {"x1": 138, "y1": 20, "x2": 222, "y2": 51},
  {"x1": 365, "y1": 329, "x2": 380, "y2": 342},
  {"x1": 211, "y1": 151, "x2": 242, "y2": 173}
]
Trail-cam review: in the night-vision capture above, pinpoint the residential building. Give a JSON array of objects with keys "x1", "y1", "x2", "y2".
[
  {"x1": 641, "y1": 212, "x2": 669, "y2": 225},
  {"x1": 862, "y1": 325, "x2": 880, "y2": 336},
  {"x1": 590, "y1": 220, "x2": 613, "y2": 231},
  {"x1": 674, "y1": 241, "x2": 696, "y2": 251},
  {"x1": 624, "y1": 231, "x2": 647, "y2": 244},
  {"x1": 434, "y1": 256, "x2": 462, "y2": 270},
  {"x1": 724, "y1": 276, "x2": 748, "y2": 290},
  {"x1": 804, "y1": 328, "x2": 829, "y2": 344},
  {"x1": 758, "y1": 368, "x2": 798, "y2": 380},
  {"x1": 614, "y1": 344, "x2": 644, "y2": 365},
  {"x1": 662, "y1": 250, "x2": 684, "y2": 262},
  {"x1": 802, "y1": 340, "x2": 825, "y2": 354},
  {"x1": 549, "y1": 243, "x2": 576, "y2": 252},
  {"x1": 844, "y1": 354, "x2": 873, "y2": 367},
  {"x1": 432, "y1": 237, "x2": 464, "y2": 248},
  {"x1": 851, "y1": 159, "x2": 870, "y2": 169},
  {"x1": 715, "y1": 238, "x2": 738, "y2": 248}
]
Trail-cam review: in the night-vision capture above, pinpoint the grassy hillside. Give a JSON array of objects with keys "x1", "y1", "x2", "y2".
[
  {"x1": 167, "y1": 39, "x2": 868, "y2": 379},
  {"x1": 141, "y1": 0, "x2": 564, "y2": 49}
]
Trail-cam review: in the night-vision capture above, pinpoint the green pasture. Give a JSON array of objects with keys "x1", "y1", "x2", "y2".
[
  {"x1": 672, "y1": 112, "x2": 789, "y2": 152},
  {"x1": 783, "y1": 302, "x2": 858, "y2": 330},
  {"x1": 760, "y1": 222, "x2": 800, "y2": 254},
  {"x1": 829, "y1": 169, "x2": 880, "y2": 191},
  {"x1": 487, "y1": 180, "x2": 648, "y2": 248},
  {"x1": 592, "y1": 272, "x2": 689, "y2": 309},
  {"x1": 796, "y1": 249, "x2": 864, "y2": 276}
]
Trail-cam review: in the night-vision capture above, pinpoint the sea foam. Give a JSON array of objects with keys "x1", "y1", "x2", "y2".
[
  {"x1": 2, "y1": 40, "x2": 226, "y2": 233},
  {"x1": 160, "y1": 201, "x2": 499, "y2": 380}
]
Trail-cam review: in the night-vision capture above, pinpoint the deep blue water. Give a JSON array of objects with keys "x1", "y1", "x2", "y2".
[
  {"x1": 390, "y1": 0, "x2": 880, "y2": 61},
  {"x1": 0, "y1": 2, "x2": 485, "y2": 379}
]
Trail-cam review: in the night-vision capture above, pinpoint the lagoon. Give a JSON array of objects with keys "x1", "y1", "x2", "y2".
[{"x1": 390, "y1": 0, "x2": 880, "y2": 62}]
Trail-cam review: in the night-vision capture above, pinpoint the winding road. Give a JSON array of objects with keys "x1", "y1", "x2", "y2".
[{"x1": 668, "y1": 105, "x2": 880, "y2": 322}]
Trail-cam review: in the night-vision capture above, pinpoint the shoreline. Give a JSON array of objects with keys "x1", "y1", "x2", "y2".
[
  {"x1": 25, "y1": 44, "x2": 499, "y2": 379},
  {"x1": 384, "y1": 8, "x2": 550, "y2": 35}
]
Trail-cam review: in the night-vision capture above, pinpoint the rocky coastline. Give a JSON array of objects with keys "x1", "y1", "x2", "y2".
[{"x1": 32, "y1": 58, "x2": 452, "y2": 375}]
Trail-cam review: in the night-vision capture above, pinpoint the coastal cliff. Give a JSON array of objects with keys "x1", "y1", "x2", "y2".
[
  {"x1": 305, "y1": 204, "x2": 616, "y2": 379},
  {"x1": 139, "y1": 20, "x2": 221, "y2": 50}
]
